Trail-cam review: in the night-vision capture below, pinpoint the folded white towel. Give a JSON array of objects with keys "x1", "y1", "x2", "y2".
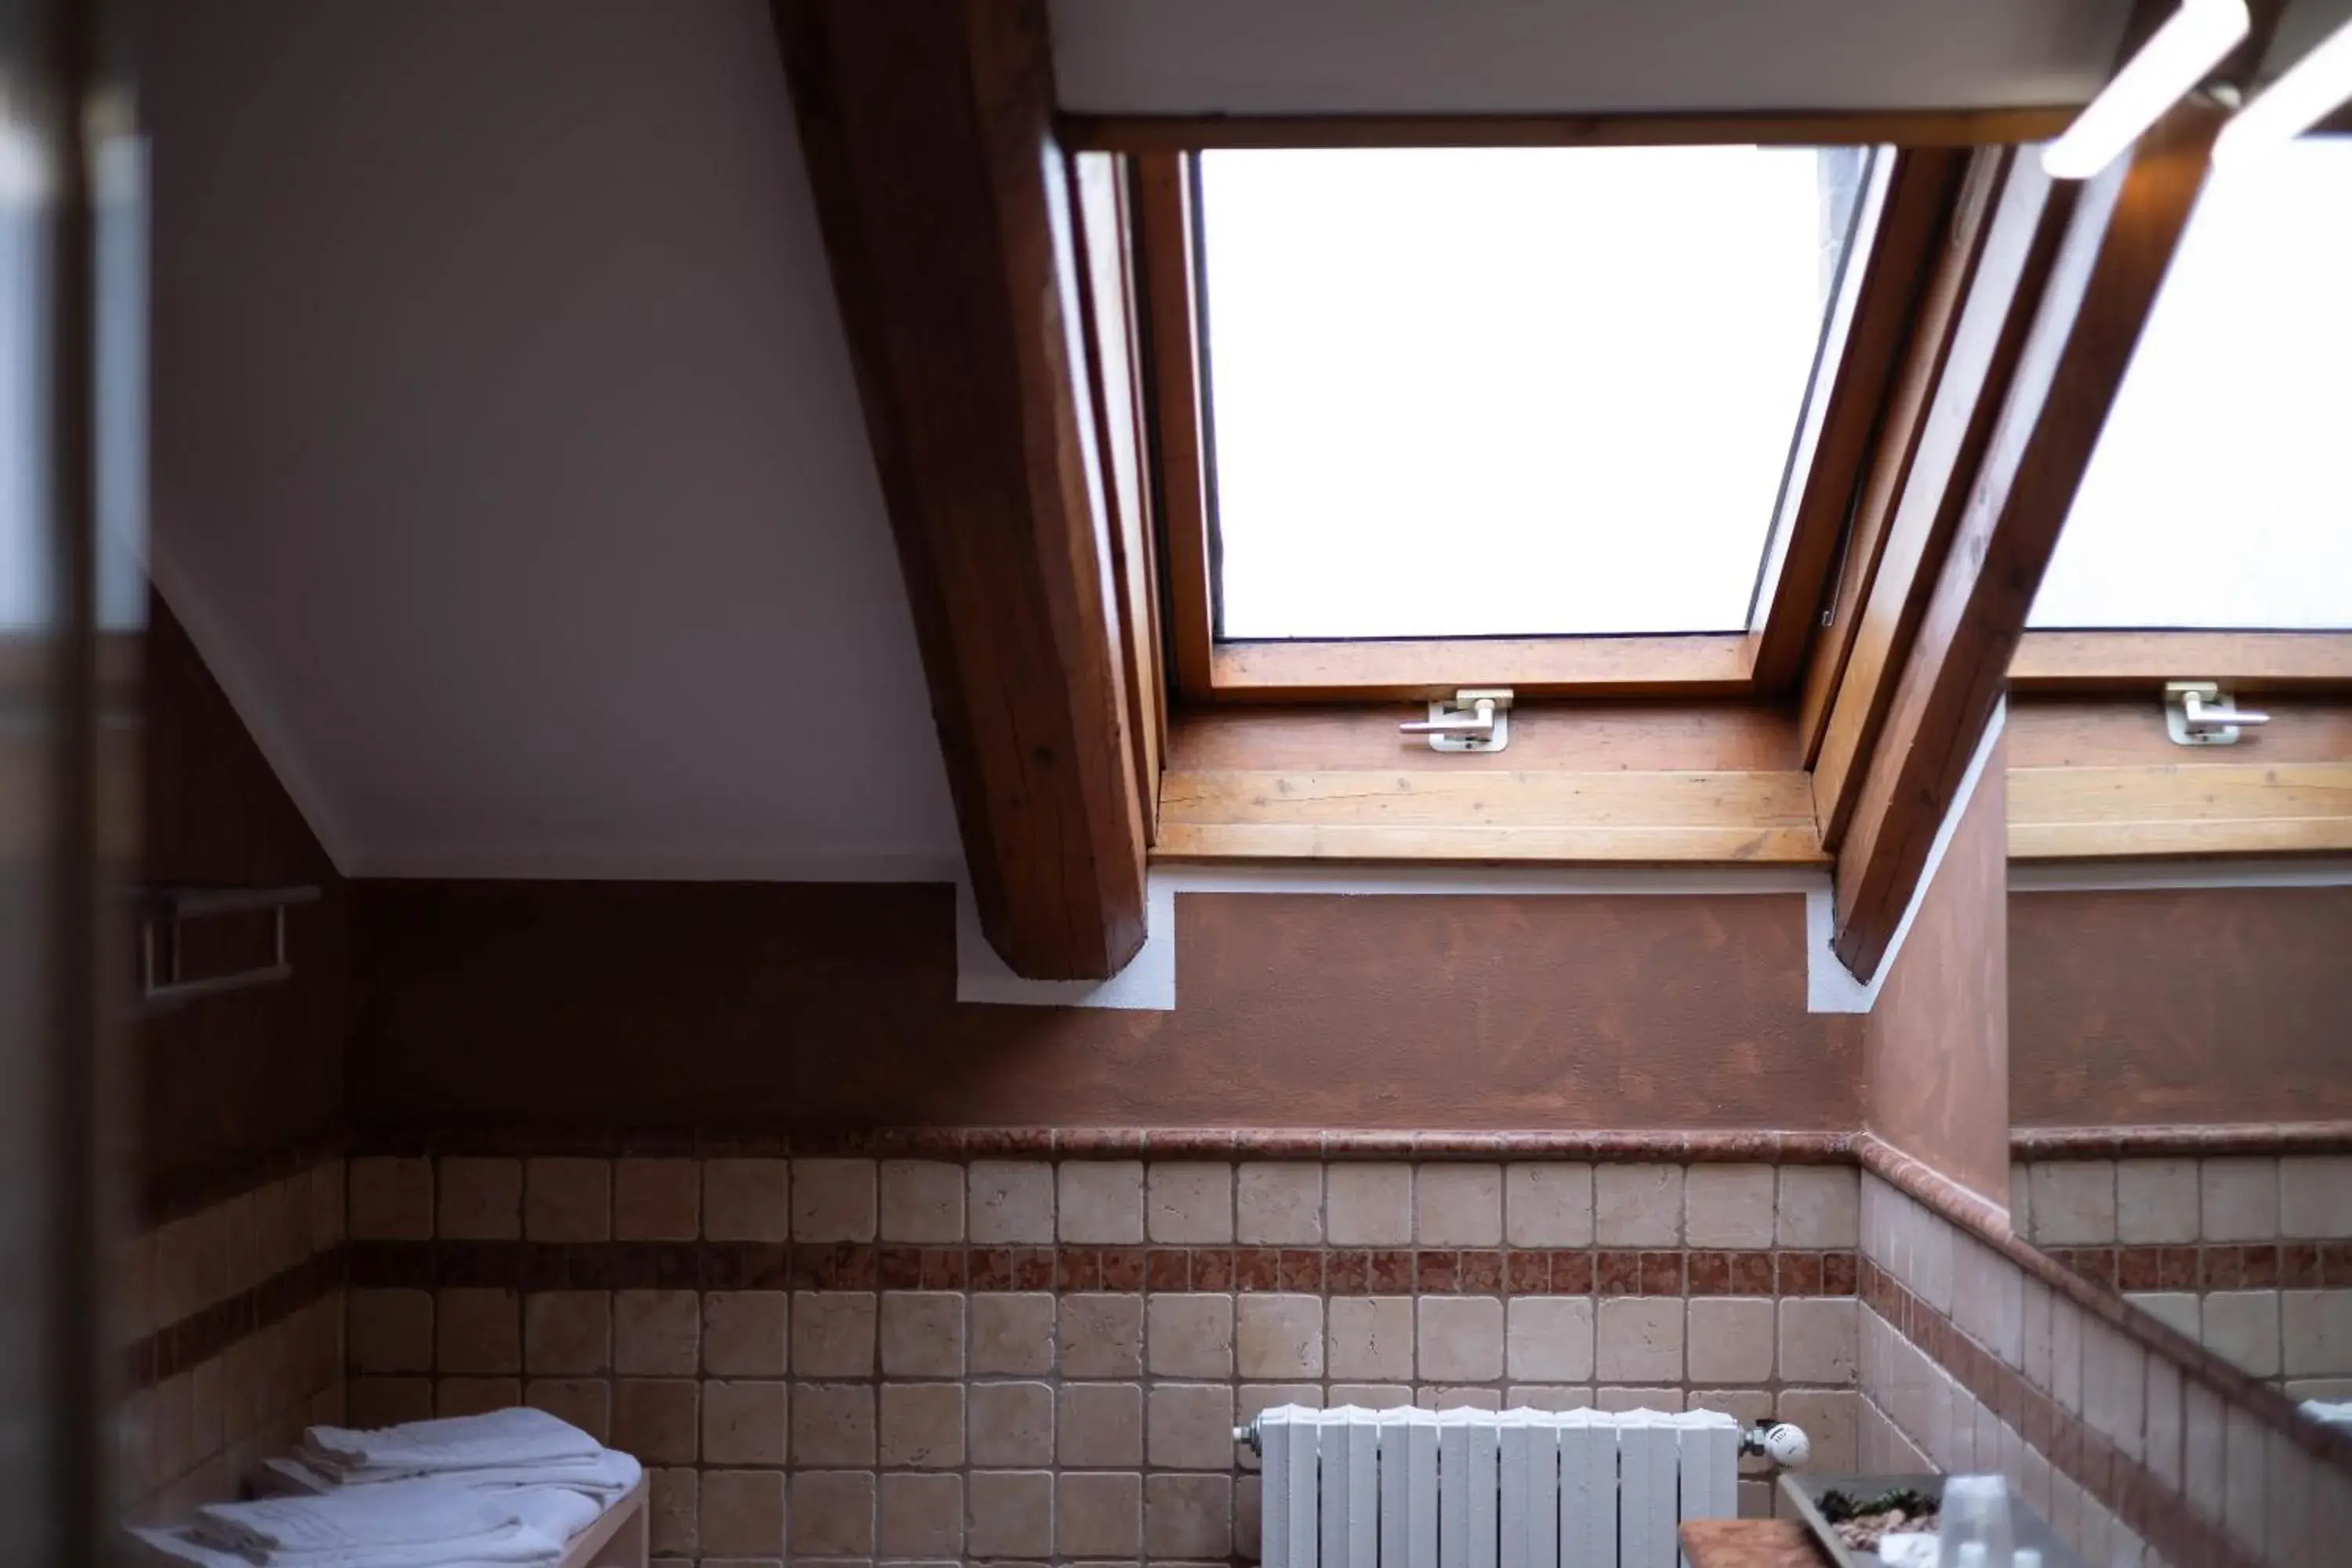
[
  {"x1": 263, "y1": 1447, "x2": 641, "y2": 1507},
  {"x1": 132, "y1": 1522, "x2": 561, "y2": 1568},
  {"x1": 191, "y1": 1480, "x2": 514, "y2": 1555},
  {"x1": 300, "y1": 1410, "x2": 601, "y2": 1478}
]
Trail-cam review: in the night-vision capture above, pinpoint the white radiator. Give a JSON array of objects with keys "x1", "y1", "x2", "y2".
[{"x1": 1254, "y1": 1405, "x2": 1741, "y2": 1568}]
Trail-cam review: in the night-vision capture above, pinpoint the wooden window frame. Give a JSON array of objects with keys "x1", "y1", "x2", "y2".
[{"x1": 1131, "y1": 140, "x2": 1965, "y2": 703}]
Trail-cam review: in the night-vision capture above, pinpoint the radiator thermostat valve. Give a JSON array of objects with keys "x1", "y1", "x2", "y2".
[{"x1": 1743, "y1": 1421, "x2": 1811, "y2": 1468}]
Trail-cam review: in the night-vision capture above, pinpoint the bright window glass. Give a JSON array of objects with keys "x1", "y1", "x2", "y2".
[
  {"x1": 2030, "y1": 138, "x2": 2352, "y2": 630},
  {"x1": 1198, "y1": 145, "x2": 1866, "y2": 641}
]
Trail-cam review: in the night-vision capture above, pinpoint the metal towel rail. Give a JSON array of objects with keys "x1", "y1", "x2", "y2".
[{"x1": 140, "y1": 884, "x2": 320, "y2": 1008}]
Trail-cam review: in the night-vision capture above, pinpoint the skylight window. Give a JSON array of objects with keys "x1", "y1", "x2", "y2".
[
  {"x1": 1196, "y1": 145, "x2": 1869, "y2": 641},
  {"x1": 2030, "y1": 137, "x2": 2352, "y2": 631}
]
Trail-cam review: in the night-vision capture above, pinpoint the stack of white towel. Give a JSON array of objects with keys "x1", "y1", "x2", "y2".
[{"x1": 131, "y1": 1409, "x2": 641, "y2": 1568}]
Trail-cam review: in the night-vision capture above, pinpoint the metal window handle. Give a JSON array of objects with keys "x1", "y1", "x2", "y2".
[
  {"x1": 1399, "y1": 688, "x2": 1514, "y2": 753},
  {"x1": 1399, "y1": 697, "x2": 1497, "y2": 738},
  {"x1": 2181, "y1": 688, "x2": 2269, "y2": 728},
  {"x1": 2165, "y1": 680, "x2": 2268, "y2": 746}
]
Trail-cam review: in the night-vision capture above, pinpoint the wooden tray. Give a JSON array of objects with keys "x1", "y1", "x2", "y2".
[{"x1": 1776, "y1": 1472, "x2": 2082, "y2": 1568}]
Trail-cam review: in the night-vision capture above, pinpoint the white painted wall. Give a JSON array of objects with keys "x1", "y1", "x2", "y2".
[
  {"x1": 145, "y1": 0, "x2": 960, "y2": 877},
  {"x1": 1050, "y1": 0, "x2": 2132, "y2": 116}
]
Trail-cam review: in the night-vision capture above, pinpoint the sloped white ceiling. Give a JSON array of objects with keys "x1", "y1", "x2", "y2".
[
  {"x1": 145, "y1": 0, "x2": 961, "y2": 878},
  {"x1": 147, "y1": 0, "x2": 2169, "y2": 882}
]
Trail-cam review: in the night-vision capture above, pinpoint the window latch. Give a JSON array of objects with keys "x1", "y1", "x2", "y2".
[
  {"x1": 2165, "y1": 680, "x2": 2269, "y2": 746},
  {"x1": 1399, "y1": 688, "x2": 1512, "y2": 753}
]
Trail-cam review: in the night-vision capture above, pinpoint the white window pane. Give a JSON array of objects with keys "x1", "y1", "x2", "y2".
[
  {"x1": 1199, "y1": 146, "x2": 1853, "y2": 641},
  {"x1": 2030, "y1": 138, "x2": 2352, "y2": 630}
]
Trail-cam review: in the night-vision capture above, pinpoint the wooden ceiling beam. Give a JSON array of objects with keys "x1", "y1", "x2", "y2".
[
  {"x1": 1830, "y1": 100, "x2": 2227, "y2": 978},
  {"x1": 773, "y1": 1, "x2": 1149, "y2": 979}
]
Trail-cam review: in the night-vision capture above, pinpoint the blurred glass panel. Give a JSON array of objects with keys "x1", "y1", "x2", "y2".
[
  {"x1": 2031, "y1": 137, "x2": 2352, "y2": 630},
  {"x1": 1198, "y1": 145, "x2": 1866, "y2": 641}
]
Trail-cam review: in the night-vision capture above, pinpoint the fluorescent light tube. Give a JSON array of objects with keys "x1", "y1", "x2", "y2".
[
  {"x1": 2044, "y1": 0, "x2": 2250, "y2": 180},
  {"x1": 2213, "y1": 16, "x2": 2352, "y2": 162}
]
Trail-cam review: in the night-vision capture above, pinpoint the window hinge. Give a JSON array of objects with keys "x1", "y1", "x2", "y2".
[
  {"x1": 2165, "y1": 680, "x2": 2269, "y2": 746},
  {"x1": 1400, "y1": 688, "x2": 1512, "y2": 753}
]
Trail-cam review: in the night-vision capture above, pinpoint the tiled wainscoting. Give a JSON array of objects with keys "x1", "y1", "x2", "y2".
[
  {"x1": 340, "y1": 1140, "x2": 1867, "y2": 1566},
  {"x1": 1858, "y1": 1141, "x2": 2352, "y2": 1568},
  {"x1": 118, "y1": 1152, "x2": 349, "y2": 1523},
  {"x1": 2016, "y1": 1153, "x2": 2352, "y2": 1399}
]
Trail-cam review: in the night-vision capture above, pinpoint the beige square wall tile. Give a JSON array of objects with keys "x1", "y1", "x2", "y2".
[
  {"x1": 437, "y1": 1376, "x2": 521, "y2": 1418},
  {"x1": 1780, "y1": 1298, "x2": 1858, "y2": 1385},
  {"x1": 701, "y1": 1290, "x2": 785, "y2": 1377},
  {"x1": 348, "y1": 1290, "x2": 433, "y2": 1375},
  {"x1": 2027, "y1": 1162, "x2": 2117, "y2": 1246},
  {"x1": 522, "y1": 1290, "x2": 610, "y2": 1375},
  {"x1": 1595, "y1": 1385, "x2": 1686, "y2": 1413},
  {"x1": 1149, "y1": 1381, "x2": 1236, "y2": 1470},
  {"x1": 697, "y1": 1468, "x2": 788, "y2": 1557},
  {"x1": 2281, "y1": 1290, "x2": 2352, "y2": 1377},
  {"x1": 1146, "y1": 1472, "x2": 1232, "y2": 1559},
  {"x1": 437, "y1": 1158, "x2": 521, "y2": 1241},
  {"x1": 701, "y1": 1158, "x2": 789, "y2": 1242},
  {"x1": 791, "y1": 1157, "x2": 877, "y2": 1242},
  {"x1": 877, "y1": 1470, "x2": 963, "y2": 1559},
  {"x1": 1506, "y1": 1163, "x2": 1594, "y2": 1248},
  {"x1": 1595, "y1": 1297, "x2": 1683, "y2": 1382},
  {"x1": 1686, "y1": 1164, "x2": 1776, "y2": 1249},
  {"x1": 1237, "y1": 1294, "x2": 1323, "y2": 1380},
  {"x1": 612, "y1": 1378, "x2": 700, "y2": 1464},
  {"x1": 967, "y1": 1469, "x2": 1055, "y2": 1559},
  {"x1": 437, "y1": 1288, "x2": 519, "y2": 1374},
  {"x1": 880, "y1": 1290, "x2": 965, "y2": 1378},
  {"x1": 967, "y1": 1381, "x2": 1055, "y2": 1468},
  {"x1": 646, "y1": 1466, "x2": 696, "y2": 1556},
  {"x1": 1507, "y1": 1296, "x2": 1595, "y2": 1383},
  {"x1": 971, "y1": 1291, "x2": 1056, "y2": 1376},
  {"x1": 878, "y1": 1160, "x2": 964, "y2": 1243},
  {"x1": 2280, "y1": 1156, "x2": 2352, "y2": 1240},
  {"x1": 1058, "y1": 1381, "x2": 1143, "y2": 1468},
  {"x1": 347, "y1": 1157, "x2": 433, "y2": 1241},
  {"x1": 785, "y1": 1468, "x2": 869, "y2": 1557},
  {"x1": 1060, "y1": 1292, "x2": 1144, "y2": 1378},
  {"x1": 1777, "y1": 1388, "x2": 1860, "y2": 1472},
  {"x1": 1059, "y1": 1160, "x2": 1145, "y2": 1243},
  {"x1": 1148, "y1": 1163, "x2": 1235, "y2": 1243},
  {"x1": 1327, "y1": 1163, "x2": 1413, "y2": 1246},
  {"x1": 704, "y1": 1379, "x2": 789, "y2": 1465},
  {"x1": 1417, "y1": 1296, "x2": 1504, "y2": 1382},
  {"x1": 1777, "y1": 1167, "x2": 1860, "y2": 1249},
  {"x1": 1505, "y1": 1385, "x2": 1595, "y2": 1411},
  {"x1": 1329, "y1": 1382, "x2": 1413, "y2": 1410},
  {"x1": 969, "y1": 1160, "x2": 1054, "y2": 1244},
  {"x1": 524, "y1": 1158, "x2": 610, "y2": 1242},
  {"x1": 1058, "y1": 1470, "x2": 1142, "y2": 1556},
  {"x1": 880, "y1": 1380, "x2": 964, "y2": 1468},
  {"x1": 792, "y1": 1290, "x2": 877, "y2": 1378},
  {"x1": 2202, "y1": 1291, "x2": 2282, "y2": 1378},
  {"x1": 2116, "y1": 1159, "x2": 2200, "y2": 1245},
  {"x1": 1329, "y1": 1296, "x2": 1415, "y2": 1382},
  {"x1": 789, "y1": 1381, "x2": 873, "y2": 1467},
  {"x1": 612, "y1": 1159, "x2": 698, "y2": 1241},
  {"x1": 1147, "y1": 1292, "x2": 1233, "y2": 1380},
  {"x1": 524, "y1": 1377, "x2": 609, "y2": 1442},
  {"x1": 2201, "y1": 1157, "x2": 2279, "y2": 1242},
  {"x1": 1686, "y1": 1298, "x2": 1774, "y2": 1385},
  {"x1": 1236, "y1": 1163, "x2": 1323, "y2": 1245},
  {"x1": 1595, "y1": 1164, "x2": 1683, "y2": 1247},
  {"x1": 614, "y1": 1290, "x2": 700, "y2": 1377},
  {"x1": 1415, "y1": 1163, "x2": 1502, "y2": 1246},
  {"x1": 346, "y1": 1377, "x2": 433, "y2": 1431}
]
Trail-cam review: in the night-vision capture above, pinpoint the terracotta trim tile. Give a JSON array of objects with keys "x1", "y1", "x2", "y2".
[{"x1": 2011, "y1": 1120, "x2": 2352, "y2": 1160}]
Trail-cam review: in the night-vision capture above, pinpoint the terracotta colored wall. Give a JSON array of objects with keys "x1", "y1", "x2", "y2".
[
  {"x1": 1864, "y1": 736, "x2": 2009, "y2": 1206},
  {"x1": 348, "y1": 883, "x2": 1863, "y2": 1136},
  {"x1": 140, "y1": 590, "x2": 347, "y2": 1211},
  {"x1": 2010, "y1": 884, "x2": 2352, "y2": 1130}
]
